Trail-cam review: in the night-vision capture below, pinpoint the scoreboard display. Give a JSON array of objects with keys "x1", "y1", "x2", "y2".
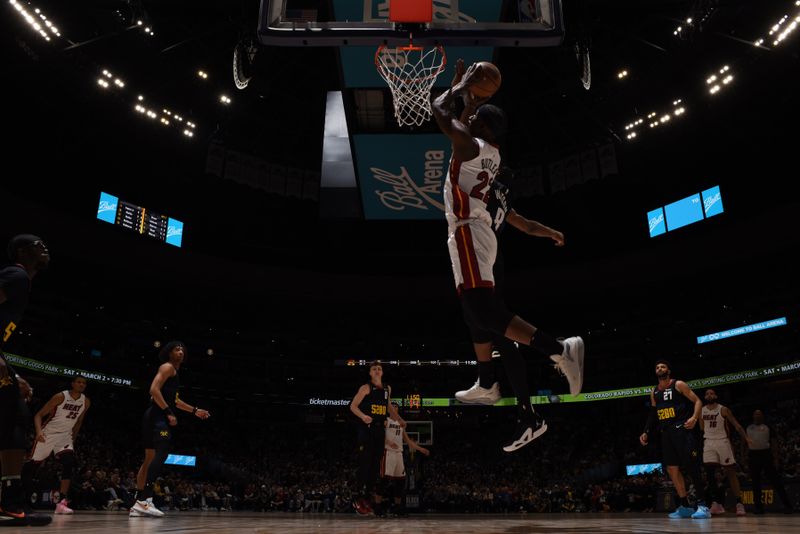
[{"x1": 97, "y1": 192, "x2": 183, "y2": 247}]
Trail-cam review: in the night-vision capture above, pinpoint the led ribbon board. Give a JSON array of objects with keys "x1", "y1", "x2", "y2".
[
  {"x1": 3, "y1": 353, "x2": 134, "y2": 387},
  {"x1": 697, "y1": 317, "x2": 787, "y2": 344}
]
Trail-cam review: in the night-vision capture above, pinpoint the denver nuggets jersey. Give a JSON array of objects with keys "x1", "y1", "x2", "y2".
[
  {"x1": 444, "y1": 138, "x2": 502, "y2": 228},
  {"x1": 43, "y1": 391, "x2": 86, "y2": 434},
  {"x1": 653, "y1": 379, "x2": 693, "y2": 430},
  {"x1": 702, "y1": 404, "x2": 729, "y2": 440},
  {"x1": 385, "y1": 417, "x2": 404, "y2": 451},
  {"x1": 359, "y1": 383, "x2": 389, "y2": 424},
  {"x1": 152, "y1": 371, "x2": 180, "y2": 410}
]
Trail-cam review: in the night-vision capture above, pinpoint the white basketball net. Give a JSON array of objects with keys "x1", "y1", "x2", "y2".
[{"x1": 375, "y1": 44, "x2": 447, "y2": 127}]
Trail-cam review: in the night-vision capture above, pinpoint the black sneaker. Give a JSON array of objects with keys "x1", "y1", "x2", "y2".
[
  {"x1": 0, "y1": 507, "x2": 52, "y2": 526},
  {"x1": 502, "y1": 414, "x2": 548, "y2": 452}
]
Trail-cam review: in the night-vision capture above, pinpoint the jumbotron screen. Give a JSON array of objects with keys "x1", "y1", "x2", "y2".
[{"x1": 96, "y1": 191, "x2": 183, "y2": 247}]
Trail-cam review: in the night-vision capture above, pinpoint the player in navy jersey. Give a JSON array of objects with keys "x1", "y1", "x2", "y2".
[
  {"x1": 433, "y1": 60, "x2": 584, "y2": 451},
  {"x1": 349, "y1": 361, "x2": 405, "y2": 516},
  {"x1": 130, "y1": 341, "x2": 210, "y2": 518},
  {"x1": 640, "y1": 360, "x2": 710, "y2": 519},
  {"x1": 0, "y1": 234, "x2": 51, "y2": 526}
]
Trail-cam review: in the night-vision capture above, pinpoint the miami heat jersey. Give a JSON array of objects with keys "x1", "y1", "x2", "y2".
[
  {"x1": 702, "y1": 404, "x2": 728, "y2": 440},
  {"x1": 444, "y1": 138, "x2": 501, "y2": 228},
  {"x1": 43, "y1": 391, "x2": 86, "y2": 434},
  {"x1": 385, "y1": 417, "x2": 404, "y2": 451}
]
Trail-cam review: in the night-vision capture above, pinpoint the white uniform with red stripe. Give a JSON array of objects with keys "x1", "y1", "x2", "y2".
[
  {"x1": 444, "y1": 138, "x2": 502, "y2": 290},
  {"x1": 381, "y1": 417, "x2": 406, "y2": 479},
  {"x1": 702, "y1": 404, "x2": 736, "y2": 466},
  {"x1": 30, "y1": 391, "x2": 86, "y2": 462}
]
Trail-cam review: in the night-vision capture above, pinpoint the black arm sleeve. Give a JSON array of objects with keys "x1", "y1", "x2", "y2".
[{"x1": 644, "y1": 406, "x2": 657, "y2": 435}]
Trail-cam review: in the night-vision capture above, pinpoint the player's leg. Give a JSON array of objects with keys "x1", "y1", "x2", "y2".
[
  {"x1": 21, "y1": 436, "x2": 52, "y2": 511},
  {"x1": 678, "y1": 431, "x2": 710, "y2": 519},
  {"x1": 367, "y1": 427, "x2": 385, "y2": 508},
  {"x1": 0, "y1": 391, "x2": 51, "y2": 526},
  {"x1": 132, "y1": 408, "x2": 168, "y2": 517},
  {"x1": 54, "y1": 449, "x2": 75, "y2": 514},
  {"x1": 704, "y1": 464, "x2": 723, "y2": 513},
  {"x1": 468, "y1": 224, "x2": 584, "y2": 394},
  {"x1": 702, "y1": 441, "x2": 722, "y2": 512},
  {"x1": 353, "y1": 426, "x2": 373, "y2": 515},
  {"x1": 722, "y1": 465, "x2": 745, "y2": 515},
  {"x1": 663, "y1": 431, "x2": 694, "y2": 518},
  {"x1": 494, "y1": 337, "x2": 547, "y2": 452}
]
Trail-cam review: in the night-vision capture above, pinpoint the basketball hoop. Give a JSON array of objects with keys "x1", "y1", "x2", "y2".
[{"x1": 375, "y1": 39, "x2": 446, "y2": 127}]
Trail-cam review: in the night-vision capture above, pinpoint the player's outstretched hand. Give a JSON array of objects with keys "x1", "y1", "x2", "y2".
[
  {"x1": 195, "y1": 409, "x2": 211, "y2": 420},
  {"x1": 168, "y1": 415, "x2": 178, "y2": 426},
  {"x1": 550, "y1": 230, "x2": 565, "y2": 247},
  {"x1": 639, "y1": 433, "x2": 648, "y2": 446},
  {"x1": 451, "y1": 58, "x2": 465, "y2": 88},
  {"x1": 683, "y1": 417, "x2": 697, "y2": 430},
  {"x1": 361, "y1": 415, "x2": 373, "y2": 425},
  {"x1": 420, "y1": 447, "x2": 431, "y2": 457}
]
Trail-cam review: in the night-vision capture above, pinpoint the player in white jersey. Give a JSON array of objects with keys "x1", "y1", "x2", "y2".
[
  {"x1": 432, "y1": 60, "x2": 585, "y2": 450},
  {"x1": 376, "y1": 403, "x2": 429, "y2": 516},
  {"x1": 23, "y1": 375, "x2": 90, "y2": 515},
  {"x1": 700, "y1": 389, "x2": 751, "y2": 516}
]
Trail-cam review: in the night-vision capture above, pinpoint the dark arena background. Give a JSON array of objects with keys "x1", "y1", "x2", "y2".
[{"x1": 2, "y1": 0, "x2": 800, "y2": 532}]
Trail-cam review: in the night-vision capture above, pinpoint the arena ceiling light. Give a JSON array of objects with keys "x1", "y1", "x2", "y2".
[
  {"x1": 10, "y1": 0, "x2": 62, "y2": 42},
  {"x1": 220, "y1": 95, "x2": 231, "y2": 105},
  {"x1": 128, "y1": 93, "x2": 198, "y2": 140},
  {"x1": 706, "y1": 65, "x2": 733, "y2": 95},
  {"x1": 198, "y1": 70, "x2": 209, "y2": 80},
  {"x1": 622, "y1": 99, "x2": 685, "y2": 141},
  {"x1": 754, "y1": 2, "x2": 800, "y2": 48},
  {"x1": 617, "y1": 69, "x2": 629, "y2": 80}
]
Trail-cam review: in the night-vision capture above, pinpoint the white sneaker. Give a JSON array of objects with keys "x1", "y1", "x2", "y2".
[
  {"x1": 550, "y1": 336, "x2": 585, "y2": 396},
  {"x1": 130, "y1": 499, "x2": 165, "y2": 517},
  {"x1": 55, "y1": 498, "x2": 74, "y2": 514},
  {"x1": 455, "y1": 381, "x2": 501, "y2": 405}
]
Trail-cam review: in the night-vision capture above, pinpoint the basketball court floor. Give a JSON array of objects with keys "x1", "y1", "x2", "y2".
[{"x1": 5, "y1": 511, "x2": 798, "y2": 533}]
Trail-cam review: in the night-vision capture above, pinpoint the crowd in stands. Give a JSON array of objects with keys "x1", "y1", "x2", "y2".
[{"x1": 25, "y1": 395, "x2": 799, "y2": 514}]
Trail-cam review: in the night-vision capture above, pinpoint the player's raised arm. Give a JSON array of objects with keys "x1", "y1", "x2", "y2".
[{"x1": 432, "y1": 62, "x2": 483, "y2": 161}]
